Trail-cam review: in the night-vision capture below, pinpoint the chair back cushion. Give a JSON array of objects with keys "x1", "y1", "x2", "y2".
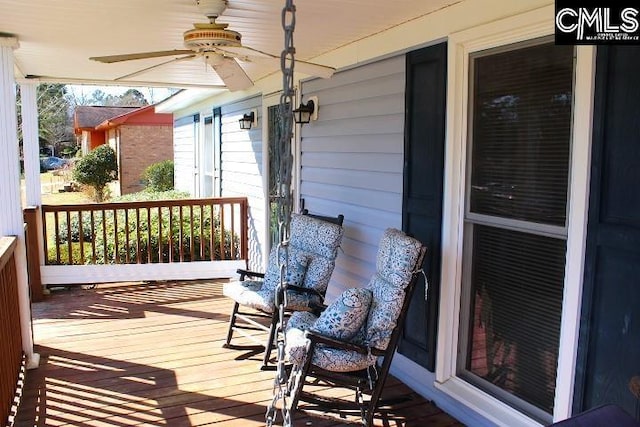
[
  {"x1": 363, "y1": 228, "x2": 423, "y2": 350},
  {"x1": 261, "y1": 213, "x2": 343, "y2": 298}
]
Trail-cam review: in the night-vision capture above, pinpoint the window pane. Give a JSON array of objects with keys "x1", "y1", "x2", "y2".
[
  {"x1": 464, "y1": 225, "x2": 566, "y2": 415},
  {"x1": 470, "y1": 43, "x2": 574, "y2": 226}
]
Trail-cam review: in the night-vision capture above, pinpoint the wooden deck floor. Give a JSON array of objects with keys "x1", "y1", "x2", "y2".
[{"x1": 16, "y1": 280, "x2": 463, "y2": 427}]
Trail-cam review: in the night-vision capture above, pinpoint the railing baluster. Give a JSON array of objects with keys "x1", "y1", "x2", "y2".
[
  {"x1": 199, "y1": 203, "x2": 205, "y2": 261},
  {"x1": 158, "y1": 206, "x2": 163, "y2": 263},
  {"x1": 147, "y1": 207, "x2": 152, "y2": 264},
  {"x1": 78, "y1": 210, "x2": 85, "y2": 265},
  {"x1": 179, "y1": 205, "x2": 184, "y2": 262},
  {"x1": 124, "y1": 209, "x2": 130, "y2": 264},
  {"x1": 54, "y1": 211, "x2": 61, "y2": 264},
  {"x1": 209, "y1": 202, "x2": 215, "y2": 261},
  {"x1": 136, "y1": 208, "x2": 141, "y2": 264},
  {"x1": 113, "y1": 209, "x2": 119, "y2": 264},
  {"x1": 169, "y1": 206, "x2": 174, "y2": 263},
  {"x1": 102, "y1": 210, "x2": 108, "y2": 263},
  {"x1": 229, "y1": 203, "x2": 236, "y2": 257},
  {"x1": 189, "y1": 205, "x2": 195, "y2": 261},
  {"x1": 219, "y1": 204, "x2": 226, "y2": 261},
  {"x1": 66, "y1": 210, "x2": 72, "y2": 264},
  {"x1": 90, "y1": 210, "x2": 96, "y2": 264}
]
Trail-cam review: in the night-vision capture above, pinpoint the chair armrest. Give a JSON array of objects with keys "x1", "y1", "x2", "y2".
[
  {"x1": 236, "y1": 268, "x2": 265, "y2": 280},
  {"x1": 305, "y1": 330, "x2": 383, "y2": 356},
  {"x1": 286, "y1": 285, "x2": 325, "y2": 314},
  {"x1": 287, "y1": 285, "x2": 323, "y2": 299}
]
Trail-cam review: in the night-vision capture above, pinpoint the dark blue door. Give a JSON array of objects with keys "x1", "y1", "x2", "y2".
[
  {"x1": 575, "y1": 46, "x2": 640, "y2": 419},
  {"x1": 398, "y1": 42, "x2": 446, "y2": 371}
]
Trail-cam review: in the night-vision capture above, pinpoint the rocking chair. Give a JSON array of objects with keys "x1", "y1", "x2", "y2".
[
  {"x1": 285, "y1": 228, "x2": 426, "y2": 426},
  {"x1": 222, "y1": 211, "x2": 344, "y2": 369}
]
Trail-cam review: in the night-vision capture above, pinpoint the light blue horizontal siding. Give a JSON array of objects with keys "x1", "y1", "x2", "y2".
[
  {"x1": 173, "y1": 117, "x2": 195, "y2": 194},
  {"x1": 220, "y1": 96, "x2": 265, "y2": 270},
  {"x1": 300, "y1": 55, "x2": 406, "y2": 302}
]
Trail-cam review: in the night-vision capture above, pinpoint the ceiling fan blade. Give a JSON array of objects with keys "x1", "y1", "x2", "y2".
[
  {"x1": 208, "y1": 57, "x2": 253, "y2": 92},
  {"x1": 90, "y1": 50, "x2": 195, "y2": 63},
  {"x1": 115, "y1": 55, "x2": 197, "y2": 81},
  {"x1": 217, "y1": 46, "x2": 335, "y2": 79},
  {"x1": 216, "y1": 45, "x2": 278, "y2": 60}
]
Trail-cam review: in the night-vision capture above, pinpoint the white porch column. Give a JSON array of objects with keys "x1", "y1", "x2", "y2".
[
  {"x1": 0, "y1": 36, "x2": 39, "y2": 369},
  {"x1": 20, "y1": 82, "x2": 42, "y2": 207}
]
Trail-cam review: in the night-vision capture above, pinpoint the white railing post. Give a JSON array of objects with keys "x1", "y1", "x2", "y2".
[{"x1": 0, "y1": 35, "x2": 39, "y2": 369}]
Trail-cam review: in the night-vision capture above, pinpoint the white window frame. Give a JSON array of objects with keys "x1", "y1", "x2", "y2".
[{"x1": 435, "y1": 5, "x2": 596, "y2": 426}]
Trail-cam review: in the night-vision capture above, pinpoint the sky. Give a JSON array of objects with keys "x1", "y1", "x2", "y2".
[{"x1": 67, "y1": 84, "x2": 177, "y2": 105}]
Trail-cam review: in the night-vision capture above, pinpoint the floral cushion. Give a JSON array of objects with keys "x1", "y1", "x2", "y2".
[
  {"x1": 364, "y1": 229, "x2": 422, "y2": 350},
  {"x1": 311, "y1": 288, "x2": 372, "y2": 341},
  {"x1": 285, "y1": 311, "x2": 318, "y2": 365},
  {"x1": 284, "y1": 228, "x2": 423, "y2": 373},
  {"x1": 375, "y1": 228, "x2": 422, "y2": 288},
  {"x1": 262, "y1": 246, "x2": 310, "y2": 292},
  {"x1": 307, "y1": 346, "x2": 377, "y2": 372},
  {"x1": 361, "y1": 274, "x2": 407, "y2": 350},
  {"x1": 222, "y1": 281, "x2": 323, "y2": 314},
  {"x1": 285, "y1": 309, "x2": 376, "y2": 372},
  {"x1": 235, "y1": 213, "x2": 343, "y2": 312}
]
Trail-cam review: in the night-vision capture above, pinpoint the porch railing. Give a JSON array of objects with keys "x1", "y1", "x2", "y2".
[
  {"x1": 0, "y1": 237, "x2": 24, "y2": 427},
  {"x1": 41, "y1": 197, "x2": 248, "y2": 266}
]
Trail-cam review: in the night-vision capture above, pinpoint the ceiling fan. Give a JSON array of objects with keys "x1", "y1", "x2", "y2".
[{"x1": 89, "y1": 0, "x2": 335, "y2": 91}]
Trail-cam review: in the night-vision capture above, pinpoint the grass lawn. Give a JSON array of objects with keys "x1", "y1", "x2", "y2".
[
  {"x1": 22, "y1": 171, "x2": 92, "y2": 206},
  {"x1": 21, "y1": 171, "x2": 94, "y2": 263}
]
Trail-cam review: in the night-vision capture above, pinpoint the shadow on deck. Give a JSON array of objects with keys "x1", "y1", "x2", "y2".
[{"x1": 16, "y1": 280, "x2": 463, "y2": 426}]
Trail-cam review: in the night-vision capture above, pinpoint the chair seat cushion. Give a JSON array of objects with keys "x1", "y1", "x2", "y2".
[
  {"x1": 285, "y1": 307, "x2": 377, "y2": 372},
  {"x1": 223, "y1": 280, "x2": 324, "y2": 314}
]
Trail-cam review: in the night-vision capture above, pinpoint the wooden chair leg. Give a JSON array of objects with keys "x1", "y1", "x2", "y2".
[
  {"x1": 222, "y1": 302, "x2": 240, "y2": 348},
  {"x1": 260, "y1": 311, "x2": 279, "y2": 369},
  {"x1": 289, "y1": 338, "x2": 319, "y2": 413}
]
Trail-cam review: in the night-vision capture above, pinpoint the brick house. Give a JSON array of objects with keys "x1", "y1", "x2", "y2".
[{"x1": 74, "y1": 105, "x2": 174, "y2": 195}]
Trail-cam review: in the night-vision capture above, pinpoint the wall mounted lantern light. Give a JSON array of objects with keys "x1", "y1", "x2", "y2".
[
  {"x1": 239, "y1": 109, "x2": 258, "y2": 130},
  {"x1": 293, "y1": 96, "x2": 318, "y2": 125}
]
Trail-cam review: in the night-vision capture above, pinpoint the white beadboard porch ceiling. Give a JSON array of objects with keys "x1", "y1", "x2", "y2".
[{"x1": 0, "y1": 0, "x2": 460, "y2": 90}]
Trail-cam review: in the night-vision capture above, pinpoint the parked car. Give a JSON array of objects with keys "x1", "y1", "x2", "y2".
[{"x1": 40, "y1": 156, "x2": 69, "y2": 171}]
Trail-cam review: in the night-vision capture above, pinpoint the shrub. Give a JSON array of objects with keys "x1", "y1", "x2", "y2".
[
  {"x1": 56, "y1": 212, "x2": 94, "y2": 244},
  {"x1": 93, "y1": 204, "x2": 239, "y2": 264},
  {"x1": 72, "y1": 145, "x2": 118, "y2": 202},
  {"x1": 47, "y1": 243, "x2": 89, "y2": 265},
  {"x1": 143, "y1": 160, "x2": 174, "y2": 192},
  {"x1": 54, "y1": 190, "x2": 240, "y2": 265}
]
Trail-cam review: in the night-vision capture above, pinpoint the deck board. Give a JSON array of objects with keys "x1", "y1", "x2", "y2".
[{"x1": 15, "y1": 281, "x2": 463, "y2": 426}]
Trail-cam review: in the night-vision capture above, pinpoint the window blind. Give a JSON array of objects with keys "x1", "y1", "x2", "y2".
[
  {"x1": 465, "y1": 225, "x2": 566, "y2": 414},
  {"x1": 470, "y1": 43, "x2": 574, "y2": 227}
]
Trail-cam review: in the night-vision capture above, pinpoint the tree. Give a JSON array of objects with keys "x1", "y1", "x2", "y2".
[
  {"x1": 73, "y1": 145, "x2": 118, "y2": 202},
  {"x1": 115, "y1": 89, "x2": 149, "y2": 107},
  {"x1": 16, "y1": 83, "x2": 75, "y2": 155}
]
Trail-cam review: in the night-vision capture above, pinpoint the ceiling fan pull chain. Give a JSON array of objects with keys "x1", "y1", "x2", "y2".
[{"x1": 266, "y1": 0, "x2": 296, "y2": 426}]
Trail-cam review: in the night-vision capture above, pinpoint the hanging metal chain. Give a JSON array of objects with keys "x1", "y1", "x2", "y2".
[{"x1": 266, "y1": 0, "x2": 296, "y2": 426}]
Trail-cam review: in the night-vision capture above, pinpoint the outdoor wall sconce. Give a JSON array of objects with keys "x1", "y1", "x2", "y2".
[
  {"x1": 293, "y1": 96, "x2": 318, "y2": 125},
  {"x1": 239, "y1": 109, "x2": 257, "y2": 130}
]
